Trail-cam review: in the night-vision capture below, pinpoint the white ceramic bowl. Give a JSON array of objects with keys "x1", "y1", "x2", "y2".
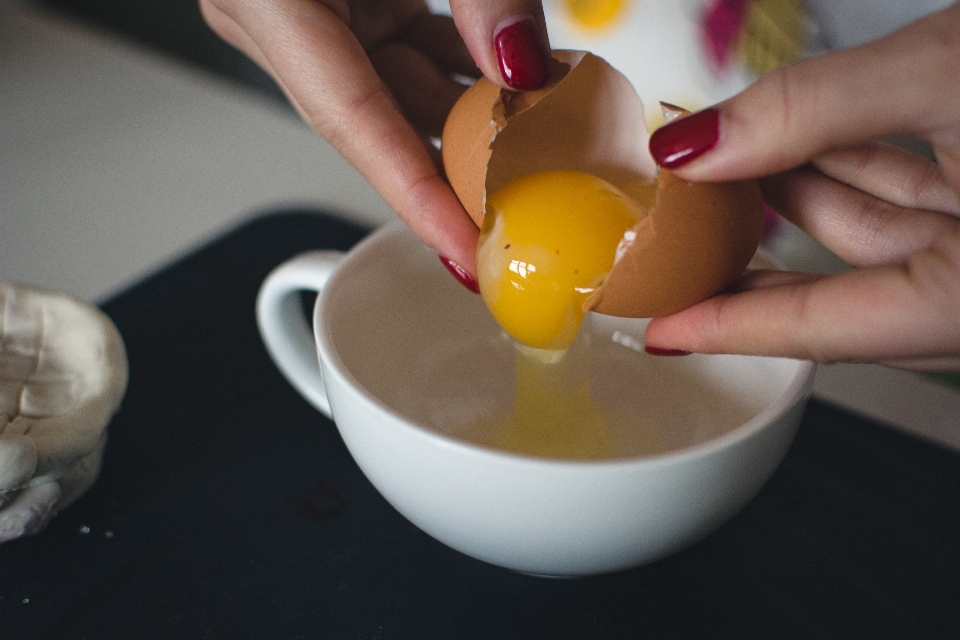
[{"x1": 257, "y1": 224, "x2": 816, "y2": 576}]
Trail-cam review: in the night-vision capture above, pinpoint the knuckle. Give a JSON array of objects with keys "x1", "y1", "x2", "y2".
[
  {"x1": 853, "y1": 198, "x2": 899, "y2": 253},
  {"x1": 908, "y1": 161, "x2": 949, "y2": 208},
  {"x1": 306, "y1": 83, "x2": 388, "y2": 151},
  {"x1": 749, "y1": 64, "x2": 818, "y2": 163}
]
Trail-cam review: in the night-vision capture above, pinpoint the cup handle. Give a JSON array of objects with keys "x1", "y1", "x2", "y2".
[{"x1": 256, "y1": 250, "x2": 344, "y2": 418}]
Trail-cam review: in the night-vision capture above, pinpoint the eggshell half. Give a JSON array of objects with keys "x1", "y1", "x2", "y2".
[
  {"x1": 585, "y1": 170, "x2": 763, "y2": 317},
  {"x1": 442, "y1": 50, "x2": 656, "y2": 227}
]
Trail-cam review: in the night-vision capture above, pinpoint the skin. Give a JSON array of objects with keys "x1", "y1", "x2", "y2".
[
  {"x1": 644, "y1": 3, "x2": 960, "y2": 371},
  {"x1": 201, "y1": 1, "x2": 960, "y2": 371},
  {"x1": 199, "y1": 0, "x2": 550, "y2": 276}
]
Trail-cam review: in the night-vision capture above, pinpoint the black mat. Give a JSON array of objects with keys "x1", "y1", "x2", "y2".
[{"x1": 3, "y1": 211, "x2": 959, "y2": 640}]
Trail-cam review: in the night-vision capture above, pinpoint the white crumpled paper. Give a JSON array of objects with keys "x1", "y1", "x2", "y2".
[{"x1": 0, "y1": 283, "x2": 127, "y2": 542}]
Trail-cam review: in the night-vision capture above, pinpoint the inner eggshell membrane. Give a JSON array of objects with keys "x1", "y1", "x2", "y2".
[{"x1": 442, "y1": 51, "x2": 657, "y2": 227}]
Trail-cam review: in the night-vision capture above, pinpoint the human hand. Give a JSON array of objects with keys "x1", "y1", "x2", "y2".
[
  {"x1": 199, "y1": 0, "x2": 553, "y2": 281},
  {"x1": 643, "y1": 3, "x2": 960, "y2": 371},
  {"x1": 0, "y1": 284, "x2": 127, "y2": 542}
]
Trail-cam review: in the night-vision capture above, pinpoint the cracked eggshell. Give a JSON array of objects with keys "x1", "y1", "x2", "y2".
[
  {"x1": 586, "y1": 169, "x2": 763, "y2": 317},
  {"x1": 441, "y1": 51, "x2": 763, "y2": 320},
  {"x1": 441, "y1": 50, "x2": 656, "y2": 227}
]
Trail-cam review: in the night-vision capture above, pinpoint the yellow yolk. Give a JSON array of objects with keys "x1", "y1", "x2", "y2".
[
  {"x1": 466, "y1": 171, "x2": 651, "y2": 460},
  {"x1": 563, "y1": 0, "x2": 630, "y2": 30},
  {"x1": 460, "y1": 341, "x2": 614, "y2": 460},
  {"x1": 494, "y1": 343, "x2": 612, "y2": 459},
  {"x1": 477, "y1": 170, "x2": 645, "y2": 351}
]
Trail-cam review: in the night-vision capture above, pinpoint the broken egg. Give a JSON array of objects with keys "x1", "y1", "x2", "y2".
[{"x1": 441, "y1": 50, "x2": 763, "y2": 350}]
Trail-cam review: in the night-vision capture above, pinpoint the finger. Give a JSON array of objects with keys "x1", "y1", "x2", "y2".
[
  {"x1": 205, "y1": 0, "x2": 479, "y2": 272},
  {"x1": 644, "y1": 226, "x2": 960, "y2": 368},
  {"x1": 650, "y1": 4, "x2": 960, "y2": 185},
  {"x1": 402, "y1": 12, "x2": 479, "y2": 79},
  {"x1": 726, "y1": 268, "x2": 823, "y2": 294},
  {"x1": 370, "y1": 42, "x2": 468, "y2": 138},
  {"x1": 203, "y1": 3, "x2": 474, "y2": 137},
  {"x1": 811, "y1": 142, "x2": 960, "y2": 217},
  {"x1": 201, "y1": 0, "x2": 305, "y2": 122},
  {"x1": 761, "y1": 166, "x2": 960, "y2": 267},
  {"x1": 929, "y1": 145, "x2": 960, "y2": 206},
  {"x1": 448, "y1": 0, "x2": 552, "y2": 91},
  {"x1": 200, "y1": 0, "x2": 274, "y2": 73}
]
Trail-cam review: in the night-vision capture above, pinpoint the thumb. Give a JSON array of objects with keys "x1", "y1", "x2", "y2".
[
  {"x1": 448, "y1": 0, "x2": 552, "y2": 91},
  {"x1": 649, "y1": 3, "x2": 960, "y2": 185}
]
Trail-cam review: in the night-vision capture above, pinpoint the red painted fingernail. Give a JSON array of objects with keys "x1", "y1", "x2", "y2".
[
  {"x1": 494, "y1": 16, "x2": 552, "y2": 91},
  {"x1": 649, "y1": 108, "x2": 720, "y2": 169},
  {"x1": 644, "y1": 346, "x2": 693, "y2": 357},
  {"x1": 439, "y1": 255, "x2": 480, "y2": 294}
]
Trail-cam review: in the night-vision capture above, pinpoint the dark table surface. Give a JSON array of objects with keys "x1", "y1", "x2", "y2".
[{"x1": 2, "y1": 211, "x2": 959, "y2": 639}]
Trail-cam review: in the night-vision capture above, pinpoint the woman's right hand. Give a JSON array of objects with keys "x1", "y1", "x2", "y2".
[
  {"x1": 644, "y1": 3, "x2": 960, "y2": 371},
  {"x1": 199, "y1": 0, "x2": 552, "y2": 281}
]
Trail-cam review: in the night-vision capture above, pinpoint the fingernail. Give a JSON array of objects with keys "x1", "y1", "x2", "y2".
[
  {"x1": 494, "y1": 16, "x2": 552, "y2": 91},
  {"x1": 439, "y1": 255, "x2": 480, "y2": 294},
  {"x1": 644, "y1": 346, "x2": 692, "y2": 357},
  {"x1": 649, "y1": 107, "x2": 720, "y2": 169}
]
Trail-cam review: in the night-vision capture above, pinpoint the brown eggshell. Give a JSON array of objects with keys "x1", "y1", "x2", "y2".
[
  {"x1": 440, "y1": 75, "x2": 502, "y2": 227},
  {"x1": 442, "y1": 50, "x2": 655, "y2": 227},
  {"x1": 585, "y1": 171, "x2": 764, "y2": 317}
]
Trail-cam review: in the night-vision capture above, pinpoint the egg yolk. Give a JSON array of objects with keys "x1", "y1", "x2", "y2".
[
  {"x1": 477, "y1": 170, "x2": 645, "y2": 351},
  {"x1": 563, "y1": 0, "x2": 629, "y2": 30},
  {"x1": 460, "y1": 340, "x2": 614, "y2": 460}
]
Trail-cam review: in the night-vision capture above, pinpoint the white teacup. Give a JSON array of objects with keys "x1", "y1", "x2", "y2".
[{"x1": 256, "y1": 223, "x2": 816, "y2": 577}]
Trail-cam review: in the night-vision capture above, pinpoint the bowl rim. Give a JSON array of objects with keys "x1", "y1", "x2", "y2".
[{"x1": 316, "y1": 223, "x2": 817, "y2": 470}]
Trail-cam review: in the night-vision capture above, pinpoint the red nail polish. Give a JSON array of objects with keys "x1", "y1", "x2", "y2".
[
  {"x1": 439, "y1": 255, "x2": 480, "y2": 294},
  {"x1": 649, "y1": 108, "x2": 720, "y2": 169},
  {"x1": 494, "y1": 17, "x2": 552, "y2": 91},
  {"x1": 644, "y1": 346, "x2": 693, "y2": 357}
]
